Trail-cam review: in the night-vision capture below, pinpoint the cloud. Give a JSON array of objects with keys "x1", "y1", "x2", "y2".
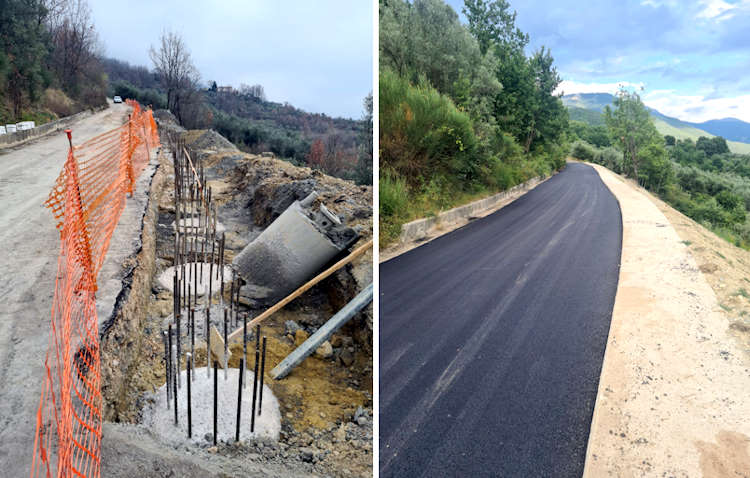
[
  {"x1": 643, "y1": 90, "x2": 750, "y2": 122},
  {"x1": 554, "y1": 80, "x2": 645, "y2": 96}
]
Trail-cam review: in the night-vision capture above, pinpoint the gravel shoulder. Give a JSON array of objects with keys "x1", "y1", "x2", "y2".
[{"x1": 584, "y1": 163, "x2": 750, "y2": 477}]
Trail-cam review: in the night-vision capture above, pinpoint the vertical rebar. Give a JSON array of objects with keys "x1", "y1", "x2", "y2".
[
  {"x1": 186, "y1": 352, "x2": 192, "y2": 439},
  {"x1": 236, "y1": 357, "x2": 244, "y2": 442},
  {"x1": 251, "y1": 348, "x2": 259, "y2": 433},
  {"x1": 206, "y1": 307, "x2": 211, "y2": 379},
  {"x1": 190, "y1": 308, "x2": 195, "y2": 381},
  {"x1": 224, "y1": 309, "x2": 228, "y2": 380},
  {"x1": 176, "y1": 313, "x2": 181, "y2": 388},
  {"x1": 219, "y1": 233, "x2": 225, "y2": 309},
  {"x1": 173, "y1": 345, "x2": 178, "y2": 426},
  {"x1": 259, "y1": 336, "x2": 267, "y2": 415},
  {"x1": 213, "y1": 359, "x2": 218, "y2": 446},
  {"x1": 193, "y1": 239, "x2": 198, "y2": 307},
  {"x1": 229, "y1": 271, "x2": 235, "y2": 328},
  {"x1": 242, "y1": 314, "x2": 247, "y2": 389},
  {"x1": 165, "y1": 328, "x2": 172, "y2": 407}
]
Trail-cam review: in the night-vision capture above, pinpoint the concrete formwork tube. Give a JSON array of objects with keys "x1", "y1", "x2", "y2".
[{"x1": 233, "y1": 197, "x2": 357, "y2": 300}]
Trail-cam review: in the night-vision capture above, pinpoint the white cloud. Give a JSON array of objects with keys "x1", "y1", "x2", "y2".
[
  {"x1": 643, "y1": 90, "x2": 750, "y2": 122},
  {"x1": 554, "y1": 80, "x2": 645, "y2": 96},
  {"x1": 697, "y1": 0, "x2": 734, "y2": 19}
]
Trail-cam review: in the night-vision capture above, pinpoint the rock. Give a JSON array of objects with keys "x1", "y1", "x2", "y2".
[
  {"x1": 285, "y1": 320, "x2": 302, "y2": 335},
  {"x1": 339, "y1": 348, "x2": 354, "y2": 366},
  {"x1": 354, "y1": 406, "x2": 365, "y2": 421},
  {"x1": 334, "y1": 425, "x2": 346, "y2": 443},
  {"x1": 294, "y1": 329, "x2": 309, "y2": 347},
  {"x1": 204, "y1": 433, "x2": 212, "y2": 442},
  {"x1": 357, "y1": 416, "x2": 368, "y2": 426},
  {"x1": 300, "y1": 448, "x2": 314, "y2": 463},
  {"x1": 315, "y1": 340, "x2": 333, "y2": 358},
  {"x1": 330, "y1": 335, "x2": 343, "y2": 347}
]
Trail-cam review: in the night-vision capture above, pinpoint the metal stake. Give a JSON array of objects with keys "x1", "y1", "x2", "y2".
[{"x1": 224, "y1": 308, "x2": 228, "y2": 380}]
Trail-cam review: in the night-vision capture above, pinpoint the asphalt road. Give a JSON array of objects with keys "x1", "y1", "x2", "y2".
[
  {"x1": 0, "y1": 103, "x2": 129, "y2": 476},
  {"x1": 379, "y1": 163, "x2": 622, "y2": 477}
]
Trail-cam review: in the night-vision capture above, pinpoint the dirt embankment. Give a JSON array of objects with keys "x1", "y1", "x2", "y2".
[
  {"x1": 100, "y1": 121, "x2": 373, "y2": 477},
  {"x1": 584, "y1": 163, "x2": 750, "y2": 477}
]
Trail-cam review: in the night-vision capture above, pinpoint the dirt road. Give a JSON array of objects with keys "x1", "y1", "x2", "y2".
[{"x1": 0, "y1": 104, "x2": 130, "y2": 476}]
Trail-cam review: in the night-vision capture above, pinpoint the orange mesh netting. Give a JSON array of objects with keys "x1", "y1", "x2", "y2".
[{"x1": 31, "y1": 100, "x2": 160, "y2": 478}]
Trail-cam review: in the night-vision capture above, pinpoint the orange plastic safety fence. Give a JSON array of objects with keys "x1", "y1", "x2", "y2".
[{"x1": 31, "y1": 101, "x2": 160, "y2": 478}]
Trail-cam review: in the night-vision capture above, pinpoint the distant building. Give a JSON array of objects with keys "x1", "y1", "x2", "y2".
[{"x1": 217, "y1": 86, "x2": 234, "y2": 93}]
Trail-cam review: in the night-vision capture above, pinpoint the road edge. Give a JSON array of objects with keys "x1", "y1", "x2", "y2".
[{"x1": 583, "y1": 162, "x2": 750, "y2": 476}]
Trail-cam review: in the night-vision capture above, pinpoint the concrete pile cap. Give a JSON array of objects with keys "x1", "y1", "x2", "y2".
[
  {"x1": 157, "y1": 263, "x2": 233, "y2": 296},
  {"x1": 143, "y1": 367, "x2": 281, "y2": 445}
]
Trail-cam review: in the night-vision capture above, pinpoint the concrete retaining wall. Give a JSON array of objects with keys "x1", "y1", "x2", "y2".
[
  {"x1": 399, "y1": 175, "x2": 546, "y2": 243},
  {"x1": 0, "y1": 108, "x2": 97, "y2": 148}
]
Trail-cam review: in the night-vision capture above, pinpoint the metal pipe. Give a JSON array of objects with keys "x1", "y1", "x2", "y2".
[{"x1": 193, "y1": 238, "x2": 198, "y2": 307}]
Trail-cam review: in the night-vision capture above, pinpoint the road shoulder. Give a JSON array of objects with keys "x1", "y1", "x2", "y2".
[{"x1": 584, "y1": 163, "x2": 750, "y2": 477}]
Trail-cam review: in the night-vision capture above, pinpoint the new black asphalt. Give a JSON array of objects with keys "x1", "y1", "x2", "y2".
[{"x1": 379, "y1": 163, "x2": 622, "y2": 477}]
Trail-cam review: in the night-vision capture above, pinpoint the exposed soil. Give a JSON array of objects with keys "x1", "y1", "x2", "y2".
[
  {"x1": 100, "y1": 126, "x2": 373, "y2": 477},
  {"x1": 583, "y1": 163, "x2": 750, "y2": 477}
]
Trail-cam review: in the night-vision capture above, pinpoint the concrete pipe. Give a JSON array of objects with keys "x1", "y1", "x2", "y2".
[{"x1": 233, "y1": 193, "x2": 358, "y2": 300}]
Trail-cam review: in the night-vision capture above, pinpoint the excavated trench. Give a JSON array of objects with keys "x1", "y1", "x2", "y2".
[{"x1": 98, "y1": 129, "x2": 373, "y2": 477}]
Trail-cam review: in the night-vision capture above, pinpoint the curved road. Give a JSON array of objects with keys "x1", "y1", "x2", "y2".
[{"x1": 379, "y1": 163, "x2": 622, "y2": 477}]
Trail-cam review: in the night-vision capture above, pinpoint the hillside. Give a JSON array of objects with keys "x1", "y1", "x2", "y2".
[{"x1": 562, "y1": 93, "x2": 750, "y2": 154}]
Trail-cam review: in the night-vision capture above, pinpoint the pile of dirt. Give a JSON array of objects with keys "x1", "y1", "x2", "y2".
[{"x1": 184, "y1": 129, "x2": 238, "y2": 154}]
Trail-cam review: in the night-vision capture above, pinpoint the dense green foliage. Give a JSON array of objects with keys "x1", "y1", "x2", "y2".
[
  {"x1": 379, "y1": 0, "x2": 568, "y2": 246},
  {"x1": 0, "y1": 0, "x2": 107, "y2": 124},
  {"x1": 570, "y1": 90, "x2": 750, "y2": 248}
]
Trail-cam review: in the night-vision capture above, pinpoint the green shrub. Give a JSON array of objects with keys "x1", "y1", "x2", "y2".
[{"x1": 571, "y1": 140, "x2": 596, "y2": 162}]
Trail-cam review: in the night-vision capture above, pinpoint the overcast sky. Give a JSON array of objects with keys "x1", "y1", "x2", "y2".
[
  {"x1": 89, "y1": 0, "x2": 373, "y2": 119},
  {"x1": 446, "y1": 0, "x2": 750, "y2": 123}
]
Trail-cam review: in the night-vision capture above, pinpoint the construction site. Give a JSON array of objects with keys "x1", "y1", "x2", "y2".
[{"x1": 0, "y1": 101, "x2": 373, "y2": 477}]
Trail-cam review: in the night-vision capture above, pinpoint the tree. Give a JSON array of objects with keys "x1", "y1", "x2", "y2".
[
  {"x1": 604, "y1": 88, "x2": 662, "y2": 181},
  {"x1": 355, "y1": 92, "x2": 373, "y2": 185},
  {"x1": 149, "y1": 30, "x2": 200, "y2": 123},
  {"x1": 462, "y1": 0, "x2": 528, "y2": 55},
  {"x1": 664, "y1": 134, "x2": 676, "y2": 146},
  {"x1": 47, "y1": 0, "x2": 100, "y2": 99},
  {"x1": 0, "y1": 0, "x2": 49, "y2": 118},
  {"x1": 307, "y1": 139, "x2": 325, "y2": 169}
]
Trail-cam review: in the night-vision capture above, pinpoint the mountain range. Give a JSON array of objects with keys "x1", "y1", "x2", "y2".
[{"x1": 562, "y1": 93, "x2": 750, "y2": 154}]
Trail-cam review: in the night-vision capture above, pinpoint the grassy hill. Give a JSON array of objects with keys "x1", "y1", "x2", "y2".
[{"x1": 562, "y1": 93, "x2": 750, "y2": 154}]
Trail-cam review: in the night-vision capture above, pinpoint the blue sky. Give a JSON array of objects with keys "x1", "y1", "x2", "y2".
[
  {"x1": 89, "y1": 0, "x2": 373, "y2": 119},
  {"x1": 445, "y1": 0, "x2": 750, "y2": 123}
]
